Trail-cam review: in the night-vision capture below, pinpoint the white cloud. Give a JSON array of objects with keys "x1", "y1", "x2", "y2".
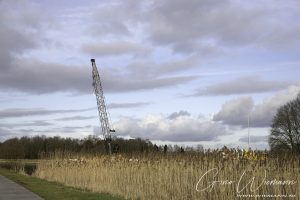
[
  {"x1": 213, "y1": 84, "x2": 300, "y2": 127},
  {"x1": 168, "y1": 110, "x2": 191, "y2": 120},
  {"x1": 0, "y1": 58, "x2": 197, "y2": 94},
  {"x1": 55, "y1": 116, "x2": 98, "y2": 121},
  {"x1": 251, "y1": 84, "x2": 300, "y2": 126},
  {"x1": 82, "y1": 0, "x2": 300, "y2": 54},
  {"x1": 145, "y1": 0, "x2": 300, "y2": 52},
  {"x1": 0, "y1": 120, "x2": 53, "y2": 128},
  {"x1": 114, "y1": 114, "x2": 230, "y2": 142},
  {"x1": 213, "y1": 96, "x2": 253, "y2": 126},
  {"x1": 0, "y1": 107, "x2": 94, "y2": 119},
  {"x1": 193, "y1": 76, "x2": 291, "y2": 96}
]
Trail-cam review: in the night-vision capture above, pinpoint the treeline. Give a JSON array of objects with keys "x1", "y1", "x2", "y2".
[{"x1": 0, "y1": 135, "x2": 161, "y2": 159}]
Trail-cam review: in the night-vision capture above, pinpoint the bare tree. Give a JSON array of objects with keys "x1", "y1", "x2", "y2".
[{"x1": 269, "y1": 93, "x2": 300, "y2": 153}]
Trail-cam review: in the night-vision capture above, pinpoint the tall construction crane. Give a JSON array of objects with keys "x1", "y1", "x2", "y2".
[{"x1": 91, "y1": 59, "x2": 115, "y2": 154}]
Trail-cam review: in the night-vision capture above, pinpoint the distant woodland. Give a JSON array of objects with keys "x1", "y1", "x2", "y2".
[{"x1": 0, "y1": 136, "x2": 196, "y2": 159}]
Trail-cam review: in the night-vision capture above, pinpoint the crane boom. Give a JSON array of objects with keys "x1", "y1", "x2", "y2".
[{"x1": 91, "y1": 59, "x2": 114, "y2": 142}]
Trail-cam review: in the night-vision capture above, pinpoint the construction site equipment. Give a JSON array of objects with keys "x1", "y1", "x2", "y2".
[{"x1": 91, "y1": 59, "x2": 115, "y2": 154}]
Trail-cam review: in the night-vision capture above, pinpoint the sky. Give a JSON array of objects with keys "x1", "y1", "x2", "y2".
[{"x1": 0, "y1": 0, "x2": 300, "y2": 149}]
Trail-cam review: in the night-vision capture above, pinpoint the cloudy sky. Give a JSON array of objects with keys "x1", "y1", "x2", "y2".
[{"x1": 1, "y1": 0, "x2": 300, "y2": 149}]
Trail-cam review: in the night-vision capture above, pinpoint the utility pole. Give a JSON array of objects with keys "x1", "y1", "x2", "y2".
[
  {"x1": 247, "y1": 113, "x2": 250, "y2": 149},
  {"x1": 91, "y1": 59, "x2": 115, "y2": 154}
]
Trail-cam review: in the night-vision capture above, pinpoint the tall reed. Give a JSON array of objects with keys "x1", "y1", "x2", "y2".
[{"x1": 34, "y1": 152, "x2": 299, "y2": 199}]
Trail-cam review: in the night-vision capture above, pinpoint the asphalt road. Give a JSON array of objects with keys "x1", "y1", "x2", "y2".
[{"x1": 0, "y1": 175, "x2": 43, "y2": 200}]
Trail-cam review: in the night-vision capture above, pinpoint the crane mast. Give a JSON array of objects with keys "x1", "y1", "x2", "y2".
[{"x1": 91, "y1": 59, "x2": 114, "y2": 152}]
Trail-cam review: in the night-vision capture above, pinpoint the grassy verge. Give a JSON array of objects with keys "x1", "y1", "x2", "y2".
[{"x1": 0, "y1": 168, "x2": 124, "y2": 200}]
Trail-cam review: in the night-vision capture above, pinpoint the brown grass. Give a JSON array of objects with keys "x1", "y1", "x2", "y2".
[{"x1": 34, "y1": 152, "x2": 300, "y2": 200}]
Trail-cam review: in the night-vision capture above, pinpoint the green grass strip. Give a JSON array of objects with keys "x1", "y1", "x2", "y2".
[{"x1": 0, "y1": 168, "x2": 124, "y2": 200}]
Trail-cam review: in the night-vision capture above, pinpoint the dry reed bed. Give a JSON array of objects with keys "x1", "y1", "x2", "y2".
[{"x1": 34, "y1": 153, "x2": 300, "y2": 200}]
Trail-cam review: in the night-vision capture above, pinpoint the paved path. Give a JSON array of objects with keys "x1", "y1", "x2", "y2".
[{"x1": 0, "y1": 175, "x2": 43, "y2": 200}]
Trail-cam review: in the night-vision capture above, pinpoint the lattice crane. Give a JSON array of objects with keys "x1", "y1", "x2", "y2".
[{"x1": 91, "y1": 59, "x2": 115, "y2": 153}]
